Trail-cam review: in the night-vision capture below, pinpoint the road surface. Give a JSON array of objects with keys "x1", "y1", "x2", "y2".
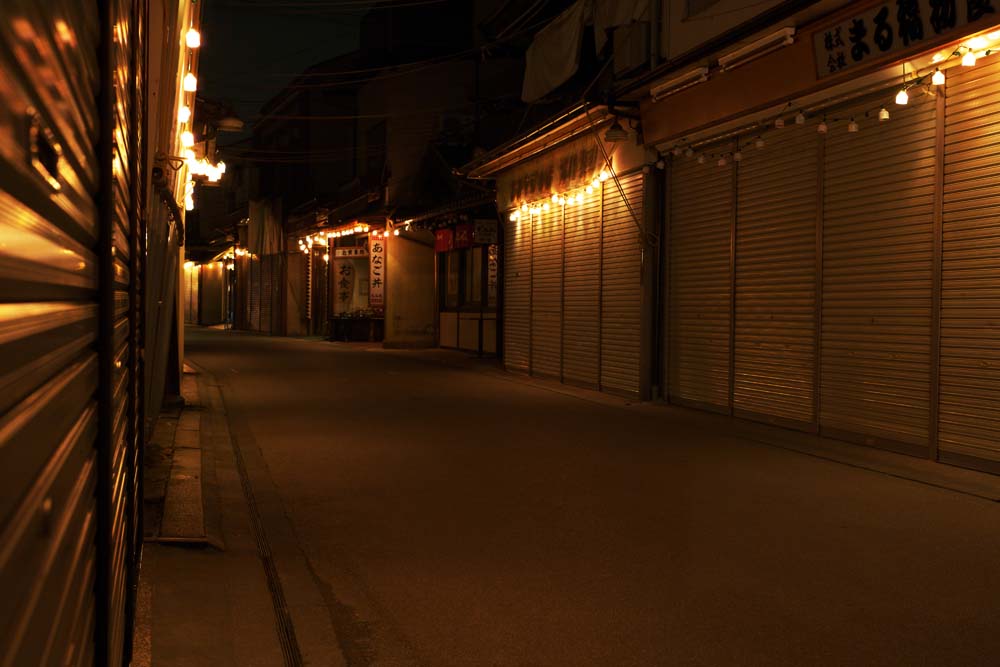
[{"x1": 186, "y1": 327, "x2": 1000, "y2": 666}]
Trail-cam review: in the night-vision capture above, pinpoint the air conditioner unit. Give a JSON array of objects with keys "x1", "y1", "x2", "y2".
[
  {"x1": 649, "y1": 67, "x2": 709, "y2": 102},
  {"x1": 718, "y1": 27, "x2": 795, "y2": 71}
]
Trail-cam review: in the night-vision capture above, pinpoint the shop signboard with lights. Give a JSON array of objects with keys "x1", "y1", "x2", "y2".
[{"x1": 814, "y1": 0, "x2": 995, "y2": 76}]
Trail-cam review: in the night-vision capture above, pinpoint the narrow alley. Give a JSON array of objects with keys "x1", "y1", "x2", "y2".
[{"x1": 163, "y1": 327, "x2": 1000, "y2": 666}]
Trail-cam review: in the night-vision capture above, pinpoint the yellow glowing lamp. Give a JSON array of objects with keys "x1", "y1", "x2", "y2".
[
  {"x1": 186, "y1": 28, "x2": 201, "y2": 49},
  {"x1": 183, "y1": 72, "x2": 198, "y2": 92}
]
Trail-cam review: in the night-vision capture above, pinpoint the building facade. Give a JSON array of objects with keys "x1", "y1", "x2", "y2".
[
  {"x1": 636, "y1": 0, "x2": 1000, "y2": 474},
  {"x1": 0, "y1": 0, "x2": 205, "y2": 663}
]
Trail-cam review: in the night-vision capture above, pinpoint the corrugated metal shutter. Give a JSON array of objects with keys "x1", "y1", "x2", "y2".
[
  {"x1": 821, "y1": 93, "x2": 935, "y2": 450},
  {"x1": 669, "y1": 145, "x2": 734, "y2": 411},
  {"x1": 504, "y1": 213, "x2": 530, "y2": 372},
  {"x1": 249, "y1": 257, "x2": 261, "y2": 332},
  {"x1": 600, "y1": 172, "x2": 644, "y2": 396},
  {"x1": 261, "y1": 256, "x2": 273, "y2": 335},
  {"x1": 107, "y1": 0, "x2": 138, "y2": 661},
  {"x1": 735, "y1": 128, "x2": 819, "y2": 427},
  {"x1": 940, "y1": 59, "x2": 1000, "y2": 467},
  {"x1": 562, "y1": 191, "x2": 601, "y2": 388},
  {"x1": 531, "y1": 208, "x2": 562, "y2": 378},
  {"x1": 0, "y1": 0, "x2": 104, "y2": 665}
]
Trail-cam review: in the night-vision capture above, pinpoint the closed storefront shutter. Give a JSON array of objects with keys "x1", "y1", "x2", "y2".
[
  {"x1": 249, "y1": 258, "x2": 261, "y2": 332},
  {"x1": 821, "y1": 94, "x2": 935, "y2": 450},
  {"x1": 735, "y1": 128, "x2": 819, "y2": 427},
  {"x1": 504, "y1": 215, "x2": 531, "y2": 372},
  {"x1": 669, "y1": 145, "x2": 734, "y2": 411},
  {"x1": 0, "y1": 10, "x2": 102, "y2": 662},
  {"x1": 940, "y1": 59, "x2": 1000, "y2": 467},
  {"x1": 531, "y1": 209, "x2": 562, "y2": 378},
  {"x1": 261, "y1": 256, "x2": 273, "y2": 335},
  {"x1": 562, "y1": 193, "x2": 601, "y2": 388},
  {"x1": 600, "y1": 172, "x2": 644, "y2": 396}
]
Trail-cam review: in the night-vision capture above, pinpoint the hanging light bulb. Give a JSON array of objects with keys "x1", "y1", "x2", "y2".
[
  {"x1": 520, "y1": 203, "x2": 528, "y2": 212},
  {"x1": 848, "y1": 118, "x2": 859, "y2": 132},
  {"x1": 599, "y1": 170, "x2": 610, "y2": 181},
  {"x1": 685, "y1": 148, "x2": 694, "y2": 157},
  {"x1": 775, "y1": 117, "x2": 785, "y2": 128},
  {"x1": 585, "y1": 185, "x2": 594, "y2": 194},
  {"x1": 575, "y1": 193, "x2": 584, "y2": 204},
  {"x1": 393, "y1": 229, "x2": 400, "y2": 236},
  {"x1": 755, "y1": 137, "x2": 765, "y2": 149},
  {"x1": 718, "y1": 156, "x2": 727, "y2": 166},
  {"x1": 542, "y1": 202, "x2": 550, "y2": 212},
  {"x1": 180, "y1": 130, "x2": 194, "y2": 147},
  {"x1": 932, "y1": 68, "x2": 945, "y2": 85},
  {"x1": 879, "y1": 106, "x2": 890, "y2": 121},
  {"x1": 551, "y1": 193, "x2": 559, "y2": 203},
  {"x1": 509, "y1": 211, "x2": 518, "y2": 222},
  {"x1": 895, "y1": 88, "x2": 909, "y2": 105},
  {"x1": 962, "y1": 49, "x2": 977, "y2": 66},
  {"x1": 697, "y1": 154, "x2": 705, "y2": 164},
  {"x1": 178, "y1": 105, "x2": 191, "y2": 124},
  {"x1": 322, "y1": 253, "x2": 330, "y2": 263},
  {"x1": 817, "y1": 120, "x2": 828, "y2": 134},
  {"x1": 183, "y1": 71, "x2": 198, "y2": 92},
  {"x1": 591, "y1": 178, "x2": 600, "y2": 189},
  {"x1": 795, "y1": 111, "x2": 806, "y2": 125},
  {"x1": 186, "y1": 28, "x2": 201, "y2": 49}
]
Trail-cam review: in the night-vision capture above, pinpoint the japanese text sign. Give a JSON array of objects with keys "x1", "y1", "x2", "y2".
[
  {"x1": 454, "y1": 223, "x2": 474, "y2": 249},
  {"x1": 813, "y1": 0, "x2": 995, "y2": 76},
  {"x1": 434, "y1": 228, "x2": 454, "y2": 253},
  {"x1": 335, "y1": 246, "x2": 368, "y2": 258},
  {"x1": 474, "y1": 220, "x2": 498, "y2": 245},
  {"x1": 369, "y1": 237, "x2": 385, "y2": 310},
  {"x1": 333, "y1": 259, "x2": 355, "y2": 314}
]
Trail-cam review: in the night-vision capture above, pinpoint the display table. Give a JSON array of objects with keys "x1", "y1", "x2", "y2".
[{"x1": 328, "y1": 316, "x2": 384, "y2": 342}]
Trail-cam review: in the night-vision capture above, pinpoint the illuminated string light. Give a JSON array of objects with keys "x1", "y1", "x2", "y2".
[
  {"x1": 178, "y1": 105, "x2": 191, "y2": 124},
  {"x1": 932, "y1": 68, "x2": 945, "y2": 85},
  {"x1": 895, "y1": 88, "x2": 909, "y2": 105},
  {"x1": 847, "y1": 118, "x2": 859, "y2": 133},
  {"x1": 183, "y1": 71, "x2": 197, "y2": 92},
  {"x1": 879, "y1": 107, "x2": 890, "y2": 121},
  {"x1": 186, "y1": 28, "x2": 201, "y2": 49}
]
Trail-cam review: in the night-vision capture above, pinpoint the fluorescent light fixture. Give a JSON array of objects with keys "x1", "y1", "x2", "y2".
[
  {"x1": 650, "y1": 67, "x2": 709, "y2": 102},
  {"x1": 718, "y1": 27, "x2": 796, "y2": 71}
]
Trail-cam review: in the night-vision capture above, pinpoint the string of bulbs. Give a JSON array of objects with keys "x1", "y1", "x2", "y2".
[
  {"x1": 507, "y1": 169, "x2": 613, "y2": 221},
  {"x1": 666, "y1": 40, "x2": 991, "y2": 167}
]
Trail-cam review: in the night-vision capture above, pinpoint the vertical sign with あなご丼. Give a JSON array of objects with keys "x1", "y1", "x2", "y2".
[{"x1": 369, "y1": 236, "x2": 385, "y2": 310}]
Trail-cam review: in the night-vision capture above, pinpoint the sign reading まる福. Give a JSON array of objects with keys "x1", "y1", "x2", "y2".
[
  {"x1": 814, "y1": 0, "x2": 996, "y2": 77},
  {"x1": 369, "y1": 236, "x2": 385, "y2": 310}
]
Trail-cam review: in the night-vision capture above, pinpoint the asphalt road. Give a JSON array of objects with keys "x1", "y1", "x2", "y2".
[{"x1": 186, "y1": 327, "x2": 1000, "y2": 666}]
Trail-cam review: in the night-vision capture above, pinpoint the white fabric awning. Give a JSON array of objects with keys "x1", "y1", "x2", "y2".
[{"x1": 521, "y1": 0, "x2": 589, "y2": 103}]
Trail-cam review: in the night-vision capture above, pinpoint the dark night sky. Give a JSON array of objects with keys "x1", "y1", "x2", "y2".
[{"x1": 199, "y1": 0, "x2": 375, "y2": 136}]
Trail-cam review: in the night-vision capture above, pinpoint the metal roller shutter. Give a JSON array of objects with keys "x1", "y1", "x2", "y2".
[
  {"x1": 0, "y1": 1, "x2": 118, "y2": 664},
  {"x1": 940, "y1": 58, "x2": 1000, "y2": 467},
  {"x1": 531, "y1": 208, "x2": 562, "y2": 378},
  {"x1": 821, "y1": 93, "x2": 935, "y2": 450},
  {"x1": 600, "y1": 172, "x2": 644, "y2": 396},
  {"x1": 250, "y1": 257, "x2": 261, "y2": 332},
  {"x1": 107, "y1": 0, "x2": 139, "y2": 661},
  {"x1": 669, "y1": 144, "x2": 734, "y2": 411},
  {"x1": 261, "y1": 255, "x2": 273, "y2": 335},
  {"x1": 562, "y1": 191, "x2": 601, "y2": 388},
  {"x1": 504, "y1": 213, "x2": 530, "y2": 372},
  {"x1": 735, "y1": 127, "x2": 819, "y2": 427}
]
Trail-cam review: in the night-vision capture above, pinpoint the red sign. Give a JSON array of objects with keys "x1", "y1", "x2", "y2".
[
  {"x1": 434, "y1": 228, "x2": 454, "y2": 253},
  {"x1": 454, "y1": 223, "x2": 474, "y2": 249}
]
